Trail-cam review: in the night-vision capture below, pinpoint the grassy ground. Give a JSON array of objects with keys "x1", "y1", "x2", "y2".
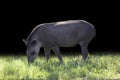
[{"x1": 0, "y1": 52, "x2": 120, "y2": 80}]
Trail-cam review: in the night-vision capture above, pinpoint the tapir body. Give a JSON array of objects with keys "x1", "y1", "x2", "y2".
[{"x1": 23, "y1": 20, "x2": 96, "y2": 63}]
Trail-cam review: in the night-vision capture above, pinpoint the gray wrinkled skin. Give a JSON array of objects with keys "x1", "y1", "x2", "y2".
[{"x1": 23, "y1": 20, "x2": 96, "y2": 63}]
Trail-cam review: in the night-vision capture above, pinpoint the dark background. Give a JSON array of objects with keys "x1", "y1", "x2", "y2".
[{"x1": 0, "y1": 1, "x2": 119, "y2": 55}]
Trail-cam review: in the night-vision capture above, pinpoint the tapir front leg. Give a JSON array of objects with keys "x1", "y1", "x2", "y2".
[
  {"x1": 52, "y1": 47, "x2": 63, "y2": 63},
  {"x1": 44, "y1": 47, "x2": 51, "y2": 62}
]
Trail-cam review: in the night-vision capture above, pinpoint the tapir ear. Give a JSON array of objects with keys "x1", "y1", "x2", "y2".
[
  {"x1": 22, "y1": 39, "x2": 26, "y2": 45},
  {"x1": 31, "y1": 40, "x2": 37, "y2": 46}
]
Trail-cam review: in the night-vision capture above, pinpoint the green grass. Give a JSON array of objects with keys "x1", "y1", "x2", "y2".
[{"x1": 0, "y1": 52, "x2": 120, "y2": 79}]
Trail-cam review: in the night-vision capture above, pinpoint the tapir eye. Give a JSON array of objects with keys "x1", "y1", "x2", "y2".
[{"x1": 31, "y1": 40, "x2": 37, "y2": 46}]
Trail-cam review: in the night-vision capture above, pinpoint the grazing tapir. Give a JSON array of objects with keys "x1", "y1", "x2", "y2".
[{"x1": 23, "y1": 20, "x2": 96, "y2": 63}]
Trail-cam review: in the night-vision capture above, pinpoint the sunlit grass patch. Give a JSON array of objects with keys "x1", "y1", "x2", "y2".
[{"x1": 0, "y1": 52, "x2": 120, "y2": 79}]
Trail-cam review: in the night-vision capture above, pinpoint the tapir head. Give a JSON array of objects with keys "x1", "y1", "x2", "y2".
[{"x1": 23, "y1": 38, "x2": 41, "y2": 64}]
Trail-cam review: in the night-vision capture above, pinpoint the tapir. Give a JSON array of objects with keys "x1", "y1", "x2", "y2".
[{"x1": 23, "y1": 20, "x2": 96, "y2": 63}]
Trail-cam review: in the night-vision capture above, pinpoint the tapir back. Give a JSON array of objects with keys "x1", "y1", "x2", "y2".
[{"x1": 34, "y1": 20, "x2": 96, "y2": 47}]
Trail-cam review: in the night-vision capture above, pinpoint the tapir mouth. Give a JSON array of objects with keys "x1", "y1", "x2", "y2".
[{"x1": 28, "y1": 57, "x2": 35, "y2": 64}]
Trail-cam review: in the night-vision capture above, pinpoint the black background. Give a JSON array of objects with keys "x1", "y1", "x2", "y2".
[{"x1": 0, "y1": 1, "x2": 119, "y2": 54}]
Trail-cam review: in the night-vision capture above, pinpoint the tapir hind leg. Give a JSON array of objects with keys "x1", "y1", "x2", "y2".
[{"x1": 79, "y1": 41, "x2": 89, "y2": 60}]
